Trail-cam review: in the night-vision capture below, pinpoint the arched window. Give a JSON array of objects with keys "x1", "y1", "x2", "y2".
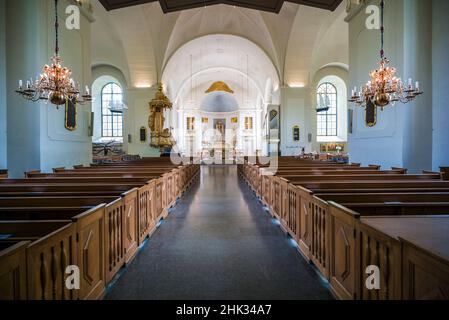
[
  {"x1": 101, "y1": 83, "x2": 123, "y2": 138},
  {"x1": 317, "y1": 83, "x2": 337, "y2": 137}
]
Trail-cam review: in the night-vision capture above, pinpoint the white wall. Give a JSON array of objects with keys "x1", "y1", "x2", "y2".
[
  {"x1": 347, "y1": 0, "x2": 449, "y2": 172},
  {"x1": 432, "y1": 0, "x2": 449, "y2": 171},
  {"x1": 347, "y1": 0, "x2": 405, "y2": 169},
  {"x1": 280, "y1": 87, "x2": 312, "y2": 156},
  {"x1": 402, "y1": 0, "x2": 433, "y2": 173},
  {"x1": 5, "y1": 0, "x2": 93, "y2": 177},
  {"x1": 0, "y1": 0, "x2": 7, "y2": 169},
  {"x1": 39, "y1": 0, "x2": 93, "y2": 173},
  {"x1": 5, "y1": 0, "x2": 43, "y2": 177},
  {"x1": 126, "y1": 87, "x2": 160, "y2": 157}
]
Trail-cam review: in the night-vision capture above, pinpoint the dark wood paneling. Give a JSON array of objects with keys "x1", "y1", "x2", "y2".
[{"x1": 99, "y1": 0, "x2": 343, "y2": 12}]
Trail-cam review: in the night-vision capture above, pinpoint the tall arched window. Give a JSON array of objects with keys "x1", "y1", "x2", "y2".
[
  {"x1": 101, "y1": 83, "x2": 123, "y2": 138},
  {"x1": 317, "y1": 83, "x2": 337, "y2": 137}
]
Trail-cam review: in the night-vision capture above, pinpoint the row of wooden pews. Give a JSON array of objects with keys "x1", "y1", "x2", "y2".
[
  {"x1": 238, "y1": 157, "x2": 449, "y2": 300},
  {"x1": 0, "y1": 158, "x2": 200, "y2": 300}
]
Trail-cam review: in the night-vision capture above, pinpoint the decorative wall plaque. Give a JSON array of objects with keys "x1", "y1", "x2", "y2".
[
  {"x1": 65, "y1": 98, "x2": 77, "y2": 131},
  {"x1": 293, "y1": 125, "x2": 300, "y2": 142},
  {"x1": 365, "y1": 99, "x2": 377, "y2": 127},
  {"x1": 140, "y1": 127, "x2": 147, "y2": 143}
]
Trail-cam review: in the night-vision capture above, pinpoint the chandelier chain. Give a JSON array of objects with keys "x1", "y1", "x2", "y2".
[
  {"x1": 54, "y1": 0, "x2": 59, "y2": 56},
  {"x1": 380, "y1": 0, "x2": 385, "y2": 59}
]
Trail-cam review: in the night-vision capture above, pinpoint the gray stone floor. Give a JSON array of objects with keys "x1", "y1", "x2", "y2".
[{"x1": 106, "y1": 165, "x2": 333, "y2": 300}]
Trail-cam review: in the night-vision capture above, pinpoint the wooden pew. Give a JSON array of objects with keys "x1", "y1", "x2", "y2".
[
  {"x1": 240, "y1": 159, "x2": 449, "y2": 300},
  {"x1": 0, "y1": 170, "x2": 7, "y2": 179},
  {"x1": 328, "y1": 203, "x2": 449, "y2": 300},
  {"x1": 0, "y1": 161, "x2": 201, "y2": 300},
  {"x1": 0, "y1": 242, "x2": 29, "y2": 300}
]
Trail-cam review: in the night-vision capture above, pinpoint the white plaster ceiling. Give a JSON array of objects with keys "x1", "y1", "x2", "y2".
[
  {"x1": 91, "y1": 0, "x2": 349, "y2": 90},
  {"x1": 162, "y1": 34, "x2": 278, "y2": 103}
]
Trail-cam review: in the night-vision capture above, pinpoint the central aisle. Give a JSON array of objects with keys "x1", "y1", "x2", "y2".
[{"x1": 106, "y1": 166, "x2": 333, "y2": 300}]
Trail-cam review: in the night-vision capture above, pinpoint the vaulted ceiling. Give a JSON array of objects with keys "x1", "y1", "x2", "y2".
[
  {"x1": 91, "y1": 0, "x2": 349, "y2": 91},
  {"x1": 99, "y1": 0, "x2": 343, "y2": 13}
]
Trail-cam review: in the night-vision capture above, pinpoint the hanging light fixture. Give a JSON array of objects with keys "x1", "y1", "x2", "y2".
[
  {"x1": 349, "y1": 0, "x2": 423, "y2": 110},
  {"x1": 15, "y1": 0, "x2": 91, "y2": 107},
  {"x1": 108, "y1": 102, "x2": 128, "y2": 114}
]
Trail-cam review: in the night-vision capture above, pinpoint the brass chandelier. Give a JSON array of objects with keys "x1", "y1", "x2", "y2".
[
  {"x1": 349, "y1": 0, "x2": 423, "y2": 109},
  {"x1": 15, "y1": 0, "x2": 91, "y2": 106}
]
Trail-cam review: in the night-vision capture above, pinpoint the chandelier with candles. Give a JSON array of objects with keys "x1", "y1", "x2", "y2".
[
  {"x1": 349, "y1": 0, "x2": 422, "y2": 110},
  {"x1": 15, "y1": 0, "x2": 91, "y2": 107}
]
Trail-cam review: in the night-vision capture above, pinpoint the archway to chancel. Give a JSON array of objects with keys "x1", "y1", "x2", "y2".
[{"x1": 161, "y1": 34, "x2": 280, "y2": 161}]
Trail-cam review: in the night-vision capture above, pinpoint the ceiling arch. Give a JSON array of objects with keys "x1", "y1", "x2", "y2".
[
  {"x1": 91, "y1": 0, "x2": 348, "y2": 90},
  {"x1": 201, "y1": 92, "x2": 240, "y2": 113},
  {"x1": 162, "y1": 5, "x2": 282, "y2": 76},
  {"x1": 162, "y1": 34, "x2": 280, "y2": 105}
]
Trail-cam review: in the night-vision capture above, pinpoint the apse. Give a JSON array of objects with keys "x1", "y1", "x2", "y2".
[{"x1": 201, "y1": 91, "x2": 239, "y2": 113}]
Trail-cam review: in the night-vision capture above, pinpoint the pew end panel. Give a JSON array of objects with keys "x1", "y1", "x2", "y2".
[
  {"x1": 105, "y1": 199, "x2": 126, "y2": 284},
  {"x1": 297, "y1": 186, "x2": 314, "y2": 261},
  {"x1": 401, "y1": 238, "x2": 449, "y2": 300},
  {"x1": 309, "y1": 195, "x2": 331, "y2": 279},
  {"x1": 328, "y1": 202, "x2": 359, "y2": 300},
  {"x1": 25, "y1": 170, "x2": 41, "y2": 178},
  {"x1": 0, "y1": 170, "x2": 8, "y2": 179},
  {"x1": 441, "y1": 167, "x2": 449, "y2": 181},
  {"x1": 72, "y1": 205, "x2": 106, "y2": 300},
  {"x1": 391, "y1": 167, "x2": 408, "y2": 174},
  {"x1": 137, "y1": 181, "x2": 156, "y2": 245},
  {"x1": 26, "y1": 223, "x2": 78, "y2": 300},
  {"x1": 122, "y1": 188, "x2": 139, "y2": 264},
  {"x1": 328, "y1": 203, "x2": 403, "y2": 300},
  {"x1": 0, "y1": 241, "x2": 29, "y2": 300}
]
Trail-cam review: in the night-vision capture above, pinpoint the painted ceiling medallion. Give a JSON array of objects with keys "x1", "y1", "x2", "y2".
[{"x1": 205, "y1": 81, "x2": 234, "y2": 94}]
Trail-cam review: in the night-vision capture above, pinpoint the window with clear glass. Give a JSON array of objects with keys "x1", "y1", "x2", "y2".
[
  {"x1": 244, "y1": 117, "x2": 253, "y2": 130},
  {"x1": 317, "y1": 83, "x2": 337, "y2": 137},
  {"x1": 101, "y1": 83, "x2": 123, "y2": 138}
]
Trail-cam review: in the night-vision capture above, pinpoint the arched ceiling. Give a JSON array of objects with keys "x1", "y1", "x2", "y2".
[
  {"x1": 91, "y1": 0, "x2": 348, "y2": 90},
  {"x1": 201, "y1": 92, "x2": 239, "y2": 113},
  {"x1": 162, "y1": 34, "x2": 279, "y2": 103},
  {"x1": 284, "y1": 2, "x2": 348, "y2": 87}
]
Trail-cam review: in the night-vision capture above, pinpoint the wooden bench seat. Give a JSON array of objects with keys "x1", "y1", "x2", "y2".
[
  {"x1": 0, "y1": 170, "x2": 7, "y2": 179},
  {"x1": 239, "y1": 158, "x2": 449, "y2": 300},
  {"x1": 359, "y1": 215, "x2": 449, "y2": 300},
  {"x1": 284, "y1": 174, "x2": 441, "y2": 181},
  {"x1": 0, "y1": 196, "x2": 119, "y2": 207},
  {"x1": 0, "y1": 220, "x2": 72, "y2": 242},
  {"x1": 328, "y1": 203, "x2": 449, "y2": 300},
  {"x1": 0, "y1": 162, "x2": 201, "y2": 300}
]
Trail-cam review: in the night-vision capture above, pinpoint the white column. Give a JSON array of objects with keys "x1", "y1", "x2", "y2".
[{"x1": 402, "y1": 0, "x2": 433, "y2": 172}]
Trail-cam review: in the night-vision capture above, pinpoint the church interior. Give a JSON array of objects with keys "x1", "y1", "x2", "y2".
[{"x1": 1, "y1": 0, "x2": 449, "y2": 302}]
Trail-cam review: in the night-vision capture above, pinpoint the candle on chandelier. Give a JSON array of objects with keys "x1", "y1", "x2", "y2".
[
  {"x1": 415, "y1": 81, "x2": 420, "y2": 91},
  {"x1": 85, "y1": 86, "x2": 90, "y2": 95},
  {"x1": 408, "y1": 78, "x2": 413, "y2": 88},
  {"x1": 26, "y1": 81, "x2": 31, "y2": 89},
  {"x1": 19, "y1": 80, "x2": 23, "y2": 89}
]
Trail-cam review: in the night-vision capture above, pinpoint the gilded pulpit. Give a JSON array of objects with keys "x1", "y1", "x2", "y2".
[{"x1": 148, "y1": 84, "x2": 174, "y2": 149}]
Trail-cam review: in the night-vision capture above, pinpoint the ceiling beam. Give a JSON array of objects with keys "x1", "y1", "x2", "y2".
[{"x1": 99, "y1": 0, "x2": 343, "y2": 13}]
